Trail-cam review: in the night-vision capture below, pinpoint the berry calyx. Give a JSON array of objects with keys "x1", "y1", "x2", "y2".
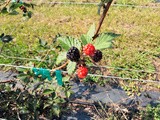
[
  {"x1": 77, "y1": 66, "x2": 88, "y2": 79},
  {"x1": 91, "y1": 50, "x2": 102, "y2": 62},
  {"x1": 83, "y1": 44, "x2": 95, "y2": 56},
  {"x1": 67, "y1": 46, "x2": 80, "y2": 62}
]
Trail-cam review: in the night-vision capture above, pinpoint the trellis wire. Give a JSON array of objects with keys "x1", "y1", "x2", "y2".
[
  {"x1": 0, "y1": 63, "x2": 159, "y2": 83},
  {"x1": 0, "y1": 55, "x2": 159, "y2": 74},
  {"x1": 36, "y1": 1, "x2": 160, "y2": 9}
]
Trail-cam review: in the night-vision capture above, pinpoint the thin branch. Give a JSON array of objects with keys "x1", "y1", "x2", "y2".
[
  {"x1": 51, "y1": 61, "x2": 69, "y2": 72},
  {"x1": 1, "y1": 0, "x2": 11, "y2": 9},
  {"x1": 93, "y1": 0, "x2": 113, "y2": 39},
  {"x1": 0, "y1": 80, "x2": 15, "y2": 83}
]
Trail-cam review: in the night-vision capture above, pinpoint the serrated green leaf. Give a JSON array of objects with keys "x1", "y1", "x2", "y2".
[
  {"x1": 87, "y1": 24, "x2": 95, "y2": 38},
  {"x1": 43, "y1": 89, "x2": 54, "y2": 95},
  {"x1": 81, "y1": 34, "x2": 92, "y2": 45},
  {"x1": 57, "y1": 37, "x2": 71, "y2": 50},
  {"x1": 58, "y1": 36, "x2": 81, "y2": 50},
  {"x1": 56, "y1": 52, "x2": 67, "y2": 65},
  {"x1": 67, "y1": 61, "x2": 76, "y2": 75},
  {"x1": 94, "y1": 32, "x2": 120, "y2": 50}
]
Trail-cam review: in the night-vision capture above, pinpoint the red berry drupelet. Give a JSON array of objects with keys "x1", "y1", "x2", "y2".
[
  {"x1": 77, "y1": 66, "x2": 88, "y2": 79},
  {"x1": 83, "y1": 44, "x2": 95, "y2": 56},
  {"x1": 91, "y1": 50, "x2": 102, "y2": 62}
]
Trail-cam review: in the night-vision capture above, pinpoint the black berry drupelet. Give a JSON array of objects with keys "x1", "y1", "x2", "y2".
[
  {"x1": 91, "y1": 50, "x2": 102, "y2": 62},
  {"x1": 67, "y1": 46, "x2": 80, "y2": 62}
]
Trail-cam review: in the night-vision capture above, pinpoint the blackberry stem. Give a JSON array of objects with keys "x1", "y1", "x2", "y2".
[
  {"x1": 51, "y1": 60, "x2": 69, "y2": 72},
  {"x1": 93, "y1": 0, "x2": 113, "y2": 40}
]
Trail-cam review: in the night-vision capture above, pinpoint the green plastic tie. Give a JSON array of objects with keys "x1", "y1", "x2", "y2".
[
  {"x1": 32, "y1": 68, "x2": 52, "y2": 81},
  {"x1": 55, "y1": 70, "x2": 63, "y2": 86}
]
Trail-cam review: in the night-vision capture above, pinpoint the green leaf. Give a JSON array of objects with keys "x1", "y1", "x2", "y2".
[
  {"x1": 52, "y1": 105, "x2": 60, "y2": 117},
  {"x1": 67, "y1": 61, "x2": 76, "y2": 75},
  {"x1": 0, "y1": 7, "x2": 8, "y2": 14},
  {"x1": 43, "y1": 89, "x2": 54, "y2": 95},
  {"x1": 16, "y1": 67, "x2": 26, "y2": 72},
  {"x1": 65, "y1": 91, "x2": 71, "y2": 98},
  {"x1": 56, "y1": 52, "x2": 67, "y2": 65},
  {"x1": 87, "y1": 24, "x2": 95, "y2": 38},
  {"x1": 57, "y1": 37, "x2": 70, "y2": 50},
  {"x1": 58, "y1": 36, "x2": 81, "y2": 50},
  {"x1": 81, "y1": 34, "x2": 92, "y2": 45},
  {"x1": 38, "y1": 38, "x2": 47, "y2": 47},
  {"x1": 94, "y1": 32, "x2": 120, "y2": 50},
  {"x1": 27, "y1": 11, "x2": 32, "y2": 18},
  {"x1": 63, "y1": 76, "x2": 70, "y2": 82},
  {"x1": 7, "y1": 3, "x2": 22, "y2": 13}
]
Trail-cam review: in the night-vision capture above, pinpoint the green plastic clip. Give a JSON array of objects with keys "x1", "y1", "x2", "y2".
[
  {"x1": 32, "y1": 68, "x2": 52, "y2": 81},
  {"x1": 55, "y1": 70, "x2": 63, "y2": 86}
]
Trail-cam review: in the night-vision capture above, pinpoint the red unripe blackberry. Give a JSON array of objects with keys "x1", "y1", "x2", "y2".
[
  {"x1": 83, "y1": 44, "x2": 95, "y2": 56},
  {"x1": 67, "y1": 46, "x2": 80, "y2": 62},
  {"x1": 77, "y1": 66, "x2": 88, "y2": 79},
  {"x1": 91, "y1": 50, "x2": 102, "y2": 62}
]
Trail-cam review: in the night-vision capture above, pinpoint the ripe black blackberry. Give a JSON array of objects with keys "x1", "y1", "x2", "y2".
[
  {"x1": 91, "y1": 50, "x2": 102, "y2": 62},
  {"x1": 67, "y1": 46, "x2": 80, "y2": 62}
]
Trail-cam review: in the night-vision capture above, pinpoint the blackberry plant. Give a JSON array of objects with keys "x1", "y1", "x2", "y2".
[
  {"x1": 0, "y1": 0, "x2": 33, "y2": 19},
  {"x1": 55, "y1": 0, "x2": 119, "y2": 79},
  {"x1": 0, "y1": 0, "x2": 121, "y2": 119}
]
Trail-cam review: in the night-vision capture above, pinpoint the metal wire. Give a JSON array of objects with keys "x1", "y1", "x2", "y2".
[
  {"x1": 35, "y1": 1, "x2": 160, "y2": 9},
  {"x1": 0, "y1": 55, "x2": 159, "y2": 75},
  {"x1": 0, "y1": 63, "x2": 159, "y2": 83},
  {"x1": 90, "y1": 65, "x2": 159, "y2": 74}
]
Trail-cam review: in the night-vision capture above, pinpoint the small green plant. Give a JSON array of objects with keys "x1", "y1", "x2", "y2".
[
  {"x1": 0, "y1": 0, "x2": 33, "y2": 19},
  {"x1": 122, "y1": 81, "x2": 142, "y2": 96},
  {"x1": 140, "y1": 104, "x2": 160, "y2": 120}
]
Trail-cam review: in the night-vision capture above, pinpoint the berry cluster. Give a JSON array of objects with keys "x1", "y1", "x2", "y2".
[
  {"x1": 20, "y1": 6, "x2": 27, "y2": 13},
  {"x1": 66, "y1": 44, "x2": 102, "y2": 79},
  {"x1": 83, "y1": 44, "x2": 102, "y2": 62}
]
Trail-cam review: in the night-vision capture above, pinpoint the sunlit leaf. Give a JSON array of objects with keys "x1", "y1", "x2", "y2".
[
  {"x1": 67, "y1": 61, "x2": 76, "y2": 75},
  {"x1": 81, "y1": 34, "x2": 92, "y2": 45},
  {"x1": 94, "y1": 32, "x2": 120, "y2": 50},
  {"x1": 56, "y1": 52, "x2": 67, "y2": 65},
  {"x1": 58, "y1": 36, "x2": 81, "y2": 50},
  {"x1": 87, "y1": 23, "x2": 95, "y2": 38},
  {"x1": 43, "y1": 89, "x2": 54, "y2": 95}
]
